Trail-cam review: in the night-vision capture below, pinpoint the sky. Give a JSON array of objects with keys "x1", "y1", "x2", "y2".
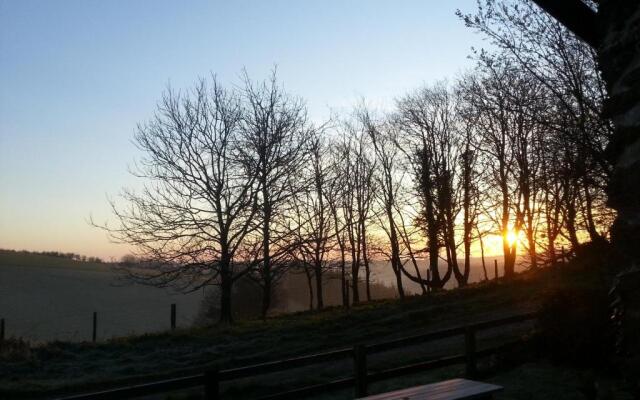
[{"x1": 0, "y1": 0, "x2": 490, "y2": 260}]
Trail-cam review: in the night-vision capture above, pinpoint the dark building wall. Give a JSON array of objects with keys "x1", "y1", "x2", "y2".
[
  {"x1": 598, "y1": 0, "x2": 640, "y2": 387},
  {"x1": 599, "y1": 1, "x2": 640, "y2": 265}
]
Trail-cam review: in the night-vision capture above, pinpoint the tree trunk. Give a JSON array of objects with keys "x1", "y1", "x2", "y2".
[
  {"x1": 503, "y1": 243, "x2": 516, "y2": 278},
  {"x1": 527, "y1": 227, "x2": 538, "y2": 270},
  {"x1": 447, "y1": 218, "x2": 464, "y2": 287},
  {"x1": 261, "y1": 186, "x2": 272, "y2": 319},
  {"x1": 340, "y1": 258, "x2": 347, "y2": 307},
  {"x1": 544, "y1": 190, "x2": 559, "y2": 267},
  {"x1": 314, "y1": 262, "x2": 323, "y2": 309},
  {"x1": 426, "y1": 200, "x2": 442, "y2": 287},
  {"x1": 501, "y1": 189, "x2": 516, "y2": 278},
  {"x1": 305, "y1": 268, "x2": 314, "y2": 311},
  {"x1": 462, "y1": 149, "x2": 473, "y2": 284},
  {"x1": 361, "y1": 222, "x2": 372, "y2": 302},
  {"x1": 331, "y1": 205, "x2": 348, "y2": 307},
  {"x1": 390, "y1": 233, "x2": 405, "y2": 300},
  {"x1": 582, "y1": 181, "x2": 601, "y2": 242},
  {"x1": 364, "y1": 259, "x2": 372, "y2": 301},
  {"x1": 219, "y1": 270, "x2": 233, "y2": 324},
  {"x1": 565, "y1": 197, "x2": 580, "y2": 249},
  {"x1": 478, "y1": 230, "x2": 488, "y2": 281},
  {"x1": 350, "y1": 248, "x2": 360, "y2": 305},
  {"x1": 261, "y1": 277, "x2": 271, "y2": 319}
]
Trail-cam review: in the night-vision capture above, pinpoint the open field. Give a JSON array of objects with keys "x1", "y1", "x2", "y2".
[
  {"x1": 0, "y1": 250, "x2": 523, "y2": 342},
  {"x1": 0, "y1": 251, "x2": 203, "y2": 342},
  {"x1": 0, "y1": 263, "x2": 605, "y2": 399}
]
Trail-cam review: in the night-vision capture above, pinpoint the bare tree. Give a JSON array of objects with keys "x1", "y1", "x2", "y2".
[
  {"x1": 360, "y1": 106, "x2": 406, "y2": 299},
  {"x1": 289, "y1": 208, "x2": 316, "y2": 311},
  {"x1": 396, "y1": 83, "x2": 459, "y2": 288},
  {"x1": 325, "y1": 147, "x2": 350, "y2": 306},
  {"x1": 335, "y1": 123, "x2": 376, "y2": 303},
  {"x1": 291, "y1": 131, "x2": 334, "y2": 309},
  {"x1": 457, "y1": 62, "x2": 542, "y2": 277},
  {"x1": 99, "y1": 77, "x2": 258, "y2": 323},
  {"x1": 238, "y1": 70, "x2": 312, "y2": 318},
  {"x1": 538, "y1": 131, "x2": 567, "y2": 266},
  {"x1": 455, "y1": 88, "x2": 483, "y2": 281},
  {"x1": 458, "y1": 0, "x2": 613, "y2": 249}
]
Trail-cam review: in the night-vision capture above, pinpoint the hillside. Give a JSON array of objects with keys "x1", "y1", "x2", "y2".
[
  {"x1": 0, "y1": 250, "x2": 107, "y2": 271},
  {"x1": 0, "y1": 250, "x2": 203, "y2": 342},
  {"x1": 0, "y1": 263, "x2": 607, "y2": 399}
]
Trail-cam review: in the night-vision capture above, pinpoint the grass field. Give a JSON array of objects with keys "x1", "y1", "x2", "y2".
[
  {"x1": 0, "y1": 250, "x2": 203, "y2": 342},
  {"x1": 0, "y1": 250, "x2": 522, "y2": 343},
  {"x1": 0, "y1": 260, "x2": 616, "y2": 399}
]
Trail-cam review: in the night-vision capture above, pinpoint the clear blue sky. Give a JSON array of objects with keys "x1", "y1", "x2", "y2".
[{"x1": 0, "y1": 0, "x2": 486, "y2": 259}]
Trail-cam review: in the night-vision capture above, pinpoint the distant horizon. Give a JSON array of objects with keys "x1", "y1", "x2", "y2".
[{"x1": 0, "y1": 245, "x2": 532, "y2": 264}]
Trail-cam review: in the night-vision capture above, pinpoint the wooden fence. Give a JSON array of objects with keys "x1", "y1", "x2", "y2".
[{"x1": 57, "y1": 311, "x2": 537, "y2": 400}]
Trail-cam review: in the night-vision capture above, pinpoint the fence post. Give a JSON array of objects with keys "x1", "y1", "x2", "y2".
[
  {"x1": 354, "y1": 344, "x2": 367, "y2": 397},
  {"x1": 92, "y1": 312, "x2": 97, "y2": 343},
  {"x1": 465, "y1": 327, "x2": 477, "y2": 378},
  {"x1": 494, "y1": 259, "x2": 498, "y2": 280},
  {"x1": 561, "y1": 246, "x2": 566, "y2": 265},
  {"x1": 171, "y1": 303, "x2": 176, "y2": 330},
  {"x1": 204, "y1": 369, "x2": 220, "y2": 400}
]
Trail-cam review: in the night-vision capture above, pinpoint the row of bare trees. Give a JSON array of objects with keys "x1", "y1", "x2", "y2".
[
  {"x1": 103, "y1": 1, "x2": 613, "y2": 322},
  {"x1": 458, "y1": 0, "x2": 612, "y2": 265}
]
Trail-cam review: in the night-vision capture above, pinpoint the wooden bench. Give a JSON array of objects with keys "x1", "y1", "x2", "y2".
[{"x1": 358, "y1": 378, "x2": 503, "y2": 399}]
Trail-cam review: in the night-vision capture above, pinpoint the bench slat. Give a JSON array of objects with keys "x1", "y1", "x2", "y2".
[{"x1": 358, "y1": 378, "x2": 503, "y2": 400}]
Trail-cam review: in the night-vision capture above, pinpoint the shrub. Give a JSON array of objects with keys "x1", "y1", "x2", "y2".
[{"x1": 536, "y1": 286, "x2": 611, "y2": 367}]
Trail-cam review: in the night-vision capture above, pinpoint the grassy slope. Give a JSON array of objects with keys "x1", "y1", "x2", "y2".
[
  {"x1": 0, "y1": 251, "x2": 107, "y2": 271},
  {"x1": 0, "y1": 263, "x2": 603, "y2": 399}
]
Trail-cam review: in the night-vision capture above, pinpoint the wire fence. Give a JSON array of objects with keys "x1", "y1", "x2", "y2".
[{"x1": 0, "y1": 298, "x2": 203, "y2": 343}]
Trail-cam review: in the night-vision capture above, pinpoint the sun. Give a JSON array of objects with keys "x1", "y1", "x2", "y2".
[{"x1": 505, "y1": 230, "x2": 518, "y2": 247}]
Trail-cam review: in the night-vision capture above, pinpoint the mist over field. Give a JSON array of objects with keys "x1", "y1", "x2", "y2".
[
  {"x1": 0, "y1": 256, "x2": 202, "y2": 342},
  {"x1": 0, "y1": 252, "x2": 522, "y2": 342}
]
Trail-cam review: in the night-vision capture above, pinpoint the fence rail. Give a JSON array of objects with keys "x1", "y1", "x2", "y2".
[{"x1": 58, "y1": 311, "x2": 537, "y2": 400}]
